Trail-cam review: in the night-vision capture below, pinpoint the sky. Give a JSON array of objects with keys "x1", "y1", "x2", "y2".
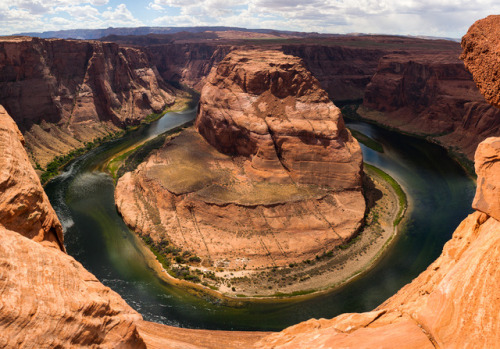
[{"x1": 1, "y1": 0, "x2": 499, "y2": 38}]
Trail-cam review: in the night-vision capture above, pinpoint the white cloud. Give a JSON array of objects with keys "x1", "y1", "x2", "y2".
[
  {"x1": 0, "y1": 2, "x2": 142, "y2": 34},
  {"x1": 2, "y1": 0, "x2": 500, "y2": 37}
]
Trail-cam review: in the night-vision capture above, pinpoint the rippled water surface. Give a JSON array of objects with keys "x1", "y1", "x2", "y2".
[{"x1": 45, "y1": 110, "x2": 475, "y2": 331}]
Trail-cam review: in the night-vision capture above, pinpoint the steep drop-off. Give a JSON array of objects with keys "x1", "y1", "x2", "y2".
[
  {"x1": 360, "y1": 52, "x2": 500, "y2": 161},
  {"x1": 115, "y1": 50, "x2": 366, "y2": 295},
  {"x1": 0, "y1": 36, "x2": 176, "y2": 167},
  {"x1": 0, "y1": 106, "x2": 64, "y2": 251},
  {"x1": 0, "y1": 110, "x2": 146, "y2": 348}
]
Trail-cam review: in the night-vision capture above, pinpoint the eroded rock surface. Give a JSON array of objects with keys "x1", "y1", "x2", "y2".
[
  {"x1": 258, "y1": 139, "x2": 500, "y2": 349},
  {"x1": 0, "y1": 36, "x2": 176, "y2": 167},
  {"x1": 116, "y1": 50, "x2": 365, "y2": 288},
  {"x1": 461, "y1": 15, "x2": 500, "y2": 109},
  {"x1": 0, "y1": 106, "x2": 64, "y2": 250},
  {"x1": 0, "y1": 109, "x2": 147, "y2": 348},
  {"x1": 196, "y1": 50, "x2": 363, "y2": 189}
]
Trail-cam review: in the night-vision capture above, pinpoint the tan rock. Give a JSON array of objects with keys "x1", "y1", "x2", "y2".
[
  {"x1": 0, "y1": 106, "x2": 64, "y2": 251},
  {"x1": 0, "y1": 225, "x2": 146, "y2": 348},
  {"x1": 0, "y1": 36, "x2": 176, "y2": 167},
  {"x1": 116, "y1": 50, "x2": 365, "y2": 283},
  {"x1": 461, "y1": 15, "x2": 500, "y2": 109},
  {"x1": 472, "y1": 137, "x2": 500, "y2": 220},
  {"x1": 196, "y1": 50, "x2": 363, "y2": 189}
]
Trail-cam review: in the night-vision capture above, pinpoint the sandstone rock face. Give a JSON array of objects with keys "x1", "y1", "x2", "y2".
[
  {"x1": 361, "y1": 53, "x2": 500, "y2": 160},
  {"x1": 196, "y1": 50, "x2": 363, "y2": 189},
  {"x1": 0, "y1": 106, "x2": 64, "y2": 251},
  {"x1": 116, "y1": 50, "x2": 365, "y2": 287},
  {"x1": 461, "y1": 15, "x2": 500, "y2": 109},
  {"x1": 0, "y1": 108, "x2": 148, "y2": 348},
  {"x1": 0, "y1": 36, "x2": 176, "y2": 167},
  {"x1": 472, "y1": 137, "x2": 500, "y2": 220},
  {"x1": 0, "y1": 225, "x2": 146, "y2": 348},
  {"x1": 259, "y1": 193, "x2": 500, "y2": 349}
]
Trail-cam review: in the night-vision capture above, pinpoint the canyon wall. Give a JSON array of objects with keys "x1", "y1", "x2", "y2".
[
  {"x1": 103, "y1": 34, "x2": 498, "y2": 163},
  {"x1": 360, "y1": 52, "x2": 500, "y2": 161},
  {"x1": 0, "y1": 36, "x2": 176, "y2": 167},
  {"x1": 0, "y1": 109, "x2": 147, "y2": 348}
]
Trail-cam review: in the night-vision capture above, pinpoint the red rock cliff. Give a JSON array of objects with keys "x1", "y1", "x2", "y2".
[
  {"x1": 0, "y1": 36, "x2": 176, "y2": 167},
  {"x1": 0, "y1": 106, "x2": 64, "y2": 251},
  {"x1": 0, "y1": 109, "x2": 148, "y2": 348},
  {"x1": 196, "y1": 49, "x2": 363, "y2": 189},
  {"x1": 360, "y1": 51, "x2": 500, "y2": 161}
]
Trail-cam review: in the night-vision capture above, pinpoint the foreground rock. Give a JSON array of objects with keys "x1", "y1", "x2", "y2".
[
  {"x1": 0, "y1": 36, "x2": 176, "y2": 167},
  {"x1": 116, "y1": 50, "x2": 365, "y2": 295},
  {"x1": 257, "y1": 138, "x2": 500, "y2": 348},
  {"x1": 0, "y1": 111, "x2": 146, "y2": 347},
  {"x1": 461, "y1": 15, "x2": 500, "y2": 109},
  {"x1": 0, "y1": 106, "x2": 64, "y2": 250}
]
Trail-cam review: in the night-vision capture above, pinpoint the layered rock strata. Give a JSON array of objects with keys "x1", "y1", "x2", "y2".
[
  {"x1": 257, "y1": 137, "x2": 500, "y2": 348},
  {"x1": 0, "y1": 36, "x2": 176, "y2": 167},
  {"x1": 116, "y1": 50, "x2": 365, "y2": 277},
  {"x1": 360, "y1": 53, "x2": 500, "y2": 161},
  {"x1": 0, "y1": 110, "x2": 146, "y2": 348},
  {"x1": 0, "y1": 106, "x2": 64, "y2": 250}
]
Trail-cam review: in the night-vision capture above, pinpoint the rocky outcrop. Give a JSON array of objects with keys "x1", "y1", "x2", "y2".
[
  {"x1": 0, "y1": 106, "x2": 64, "y2": 251},
  {"x1": 360, "y1": 52, "x2": 500, "y2": 161},
  {"x1": 0, "y1": 36, "x2": 176, "y2": 167},
  {"x1": 116, "y1": 50, "x2": 365, "y2": 293},
  {"x1": 472, "y1": 137, "x2": 500, "y2": 220},
  {"x1": 196, "y1": 50, "x2": 363, "y2": 189},
  {"x1": 461, "y1": 15, "x2": 500, "y2": 109},
  {"x1": 0, "y1": 110, "x2": 148, "y2": 347},
  {"x1": 0, "y1": 225, "x2": 146, "y2": 348},
  {"x1": 257, "y1": 138, "x2": 500, "y2": 348}
]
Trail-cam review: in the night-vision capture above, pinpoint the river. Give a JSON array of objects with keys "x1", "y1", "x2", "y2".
[{"x1": 45, "y1": 107, "x2": 475, "y2": 331}]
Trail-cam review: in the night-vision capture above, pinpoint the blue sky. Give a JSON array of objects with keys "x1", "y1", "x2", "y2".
[{"x1": 1, "y1": 0, "x2": 499, "y2": 38}]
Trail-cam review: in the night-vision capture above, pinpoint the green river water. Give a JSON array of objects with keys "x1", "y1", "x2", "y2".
[{"x1": 45, "y1": 107, "x2": 475, "y2": 331}]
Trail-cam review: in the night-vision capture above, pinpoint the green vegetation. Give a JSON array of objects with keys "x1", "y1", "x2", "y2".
[
  {"x1": 41, "y1": 133, "x2": 122, "y2": 184},
  {"x1": 111, "y1": 121, "x2": 194, "y2": 181},
  {"x1": 349, "y1": 128, "x2": 384, "y2": 153},
  {"x1": 364, "y1": 163, "x2": 407, "y2": 226}
]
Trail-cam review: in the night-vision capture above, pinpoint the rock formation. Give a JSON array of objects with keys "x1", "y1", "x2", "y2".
[
  {"x1": 257, "y1": 136, "x2": 500, "y2": 348},
  {"x1": 0, "y1": 36, "x2": 176, "y2": 167},
  {"x1": 461, "y1": 15, "x2": 500, "y2": 109},
  {"x1": 196, "y1": 50, "x2": 363, "y2": 189},
  {"x1": 115, "y1": 50, "x2": 365, "y2": 291},
  {"x1": 0, "y1": 106, "x2": 64, "y2": 251},
  {"x1": 0, "y1": 110, "x2": 147, "y2": 347}
]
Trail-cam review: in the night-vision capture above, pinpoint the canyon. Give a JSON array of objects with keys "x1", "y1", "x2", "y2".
[
  {"x1": 0, "y1": 36, "x2": 177, "y2": 169},
  {"x1": 101, "y1": 32, "x2": 500, "y2": 164},
  {"x1": 0, "y1": 16, "x2": 498, "y2": 349},
  {"x1": 115, "y1": 50, "x2": 371, "y2": 296}
]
